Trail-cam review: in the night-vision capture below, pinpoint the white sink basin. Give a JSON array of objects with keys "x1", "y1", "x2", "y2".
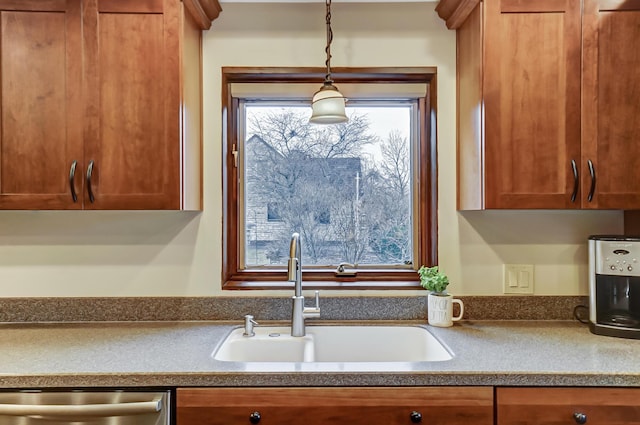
[
  {"x1": 212, "y1": 325, "x2": 452, "y2": 363},
  {"x1": 213, "y1": 327, "x2": 314, "y2": 362},
  {"x1": 308, "y1": 325, "x2": 452, "y2": 362}
]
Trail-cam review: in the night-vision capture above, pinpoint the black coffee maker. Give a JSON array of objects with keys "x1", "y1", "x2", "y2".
[{"x1": 589, "y1": 235, "x2": 640, "y2": 339}]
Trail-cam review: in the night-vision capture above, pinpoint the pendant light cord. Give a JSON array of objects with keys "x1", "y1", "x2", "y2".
[
  {"x1": 309, "y1": 0, "x2": 348, "y2": 124},
  {"x1": 324, "y1": 0, "x2": 334, "y2": 85}
]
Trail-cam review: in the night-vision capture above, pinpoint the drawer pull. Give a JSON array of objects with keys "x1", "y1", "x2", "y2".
[
  {"x1": 249, "y1": 411, "x2": 261, "y2": 424},
  {"x1": 587, "y1": 159, "x2": 596, "y2": 202},
  {"x1": 410, "y1": 411, "x2": 422, "y2": 423},
  {"x1": 570, "y1": 159, "x2": 578, "y2": 202},
  {"x1": 573, "y1": 412, "x2": 587, "y2": 424},
  {"x1": 86, "y1": 160, "x2": 95, "y2": 203},
  {"x1": 69, "y1": 160, "x2": 78, "y2": 202}
]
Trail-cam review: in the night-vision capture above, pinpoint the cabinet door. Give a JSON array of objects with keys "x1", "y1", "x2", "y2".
[
  {"x1": 177, "y1": 387, "x2": 493, "y2": 425},
  {"x1": 0, "y1": 0, "x2": 83, "y2": 209},
  {"x1": 483, "y1": 0, "x2": 582, "y2": 208},
  {"x1": 581, "y1": 0, "x2": 640, "y2": 209},
  {"x1": 82, "y1": 0, "x2": 181, "y2": 209},
  {"x1": 497, "y1": 387, "x2": 640, "y2": 424}
]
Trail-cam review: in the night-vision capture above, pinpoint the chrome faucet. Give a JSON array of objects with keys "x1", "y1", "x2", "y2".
[{"x1": 288, "y1": 232, "x2": 320, "y2": 337}]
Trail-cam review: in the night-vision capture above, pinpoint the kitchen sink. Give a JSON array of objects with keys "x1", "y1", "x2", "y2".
[{"x1": 212, "y1": 325, "x2": 452, "y2": 363}]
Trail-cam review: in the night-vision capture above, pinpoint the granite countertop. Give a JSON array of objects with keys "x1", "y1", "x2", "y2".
[{"x1": 1, "y1": 319, "x2": 640, "y2": 389}]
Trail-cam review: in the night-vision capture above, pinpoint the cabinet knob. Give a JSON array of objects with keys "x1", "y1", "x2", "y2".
[
  {"x1": 249, "y1": 411, "x2": 261, "y2": 424},
  {"x1": 409, "y1": 410, "x2": 422, "y2": 423},
  {"x1": 573, "y1": 412, "x2": 587, "y2": 424}
]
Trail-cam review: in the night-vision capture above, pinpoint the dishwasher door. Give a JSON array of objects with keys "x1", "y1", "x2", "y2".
[{"x1": 0, "y1": 390, "x2": 170, "y2": 425}]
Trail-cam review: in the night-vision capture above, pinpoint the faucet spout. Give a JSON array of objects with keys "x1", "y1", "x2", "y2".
[
  {"x1": 288, "y1": 233, "x2": 302, "y2": 297},
  {"x1": 287, "y1": 232, "x2": 320, "y2": 336}
]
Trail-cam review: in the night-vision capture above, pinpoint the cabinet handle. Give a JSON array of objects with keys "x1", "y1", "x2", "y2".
[
  {"x1": 69, "y1": 160, "x2": 78, "y2": 202},
  {"x1": 409, "y1": 411, "x2": 422, "y2": 423},
  {"x1": 573, "y1": 412, "x2": 587, "y2": 424},
  {"x1": 570, "y1": 159, "x2": 579, "y2": 203},
  {"x1": 0, "y1": 398, "x2": 162, "y2": 416},
  {"x1": 86, "y1": 160, "x2": 95, "y2": 203},
  {"x1": 587, "y1": 159, "x2": 596, "y2": 202},
  {"x1": 249, "y1": 411, "x2": 261, "y2": 424}
]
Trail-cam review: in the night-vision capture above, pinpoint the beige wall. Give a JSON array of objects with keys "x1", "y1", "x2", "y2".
[{"x1": 0, "y1": 2, "x2": 621, "y2": 297}]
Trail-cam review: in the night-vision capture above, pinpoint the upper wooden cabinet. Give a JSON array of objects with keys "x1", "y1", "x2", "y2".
[
  {"x1": 82, "y1": 0, "x2": 197, "y2": 210},
  {"x1": 582, "y1": 0, "x2": 640, "y2": 209},
  {"x1": 0, "y1": 1, "x2": 84, "y2": 209},
  {"x1": 454, "y1": 0, "x2": 640, "y2": 210},
  {"x1": 0, "y1": 0, "x2": 219, "y2": 210}
]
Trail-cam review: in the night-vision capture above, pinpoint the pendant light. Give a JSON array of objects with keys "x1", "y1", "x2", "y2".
[{"x1": 309, "y1": 0, "x2": 348, "y2": 124}]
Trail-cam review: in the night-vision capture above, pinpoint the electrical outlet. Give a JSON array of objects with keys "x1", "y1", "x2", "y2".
[{"x1": 503, "y1": 264, "x2": 534, "y2": 294}]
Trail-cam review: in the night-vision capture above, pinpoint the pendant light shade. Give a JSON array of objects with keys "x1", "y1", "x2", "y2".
[
  {"x1": 310, "y1": 83, "x2": 348, "y2": 124},
  {"x1": 309, "y1": 0, "x2": 348, "y2": 124}
]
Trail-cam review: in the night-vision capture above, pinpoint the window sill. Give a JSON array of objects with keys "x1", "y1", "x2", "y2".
[{"x1": 223, "y1": 281, "x2": 422, "y2": 290}]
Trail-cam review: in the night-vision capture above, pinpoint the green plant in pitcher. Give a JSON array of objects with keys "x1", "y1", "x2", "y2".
[{"x1": 417, "y1": 265, "x2": 449, "y2": 294}]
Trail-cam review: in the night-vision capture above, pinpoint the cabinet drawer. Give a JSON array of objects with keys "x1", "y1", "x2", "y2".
[
  {"x1": 497, "y1": 387, "x2": 640, "y2": 424},
  {"x1": 177, "y1": 387, "x2": 493, "y2": 425}
]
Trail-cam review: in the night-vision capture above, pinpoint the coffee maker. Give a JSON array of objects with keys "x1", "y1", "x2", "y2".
[{"x1": 589, "y1": 235, "x2": 640, "y2": 339}]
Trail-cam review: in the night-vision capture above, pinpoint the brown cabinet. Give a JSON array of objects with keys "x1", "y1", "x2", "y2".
[
  {"x1": 0, "y1": 0, "x2": 218, "y2": 210},
  {"x1": 581, "y1": 0, "x2": 640, "y2": 209},
  {"x1": 497, "y1": 387, "x2": 640, "y2": 425},
  {"x1": 456, "y1": 0, "x2": 640, "y2": 210},
  {"x1": 177, "y1": 387, "x2": 494, "y2": 425},
  {"x1": 0, "y1": 1, "x2": 84, "y2": 209}
]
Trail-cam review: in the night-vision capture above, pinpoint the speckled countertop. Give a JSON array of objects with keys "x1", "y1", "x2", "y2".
[{"x1": 1, "y1": 319, "x2": 639, "y2": 389}]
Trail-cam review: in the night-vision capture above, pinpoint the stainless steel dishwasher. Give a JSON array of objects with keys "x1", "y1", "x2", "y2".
[{"x1": 0, "y1": 390, "x2": 170, "y2": 424}]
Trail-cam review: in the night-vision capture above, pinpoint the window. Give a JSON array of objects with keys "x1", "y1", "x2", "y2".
[
  {"x1": 267, "y1": 203, "x2": 283, "y2": 222},
  {"x1": 222, "y1": 68, "x2": 437, "y2": 289}
]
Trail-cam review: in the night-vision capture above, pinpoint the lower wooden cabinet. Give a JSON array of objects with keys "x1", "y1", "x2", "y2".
[
  {"x1": 177, "y1": 387, "x2": 494, "y2": 425},
  {"x1": 497, "y1": 387, "x2": 640, "y2": 425},
  {"x1": 177, "y1": 386, "x2": 640, "y2": 425}
]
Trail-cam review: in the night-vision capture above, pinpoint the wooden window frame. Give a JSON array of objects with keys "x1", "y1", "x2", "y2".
[{"x1": 222, "y1": 67, "x2": 438, "y2": 290}]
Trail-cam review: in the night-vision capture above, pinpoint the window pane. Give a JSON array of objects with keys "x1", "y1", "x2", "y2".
[{"x1": 242, "y1": 102, "x2": 414, "y2": 268}]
